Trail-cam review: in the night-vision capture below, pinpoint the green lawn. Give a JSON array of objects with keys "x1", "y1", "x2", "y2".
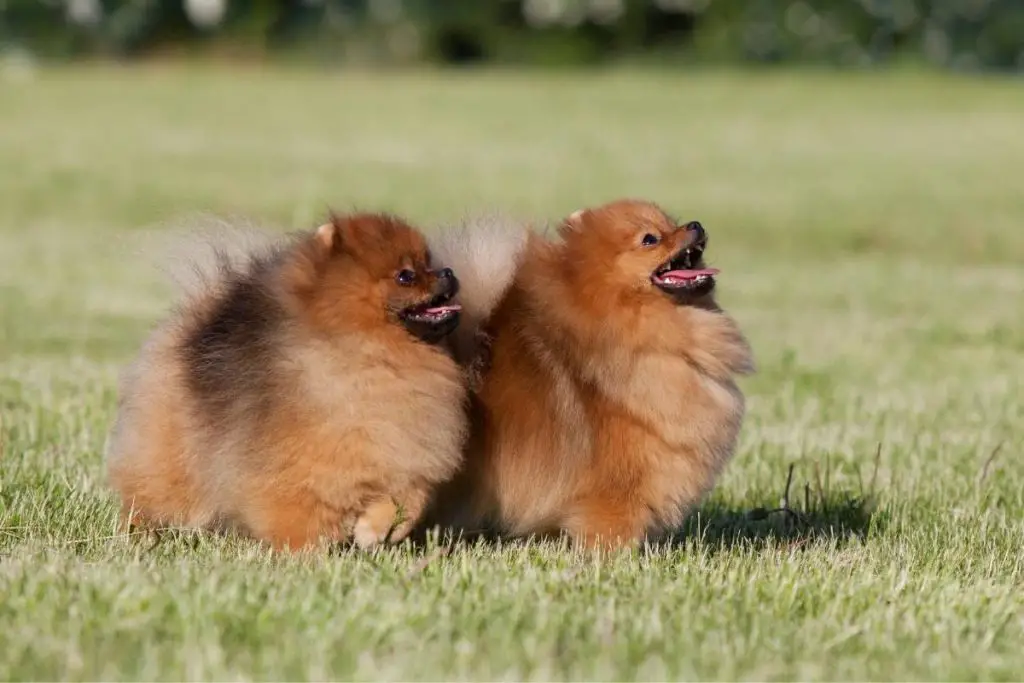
[{"x1": 1, "y1": 65, "x2": 1022, "y2": 681}]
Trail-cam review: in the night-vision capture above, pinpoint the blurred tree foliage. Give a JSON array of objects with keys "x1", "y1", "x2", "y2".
[{"x1": 1, "y1": 0, "x2": 1022, "y2": 70}]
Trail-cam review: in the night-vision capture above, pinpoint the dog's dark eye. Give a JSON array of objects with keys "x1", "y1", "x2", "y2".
[
  {"x1": 641, "y1": 233, "x2": 660, "y2": 247},
  {"x1": 395, "y1": 269, "x2": 416, "y2": 286}
]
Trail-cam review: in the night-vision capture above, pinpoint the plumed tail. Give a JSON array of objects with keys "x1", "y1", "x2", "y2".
[
  {"x1": 154, "y1": 214, "x2": 287, "y2": 302},
  {"x1": 428, "y1": 214, "x2": 529, "y2": 363}
]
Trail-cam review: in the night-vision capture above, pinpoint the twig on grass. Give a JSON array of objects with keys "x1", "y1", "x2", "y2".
[
  {"x1": 748, "y1": 463, "x2": 802, "y2": 528},
  {"x1": 775, "y1": 463, "x2": 802, "y2": 526},
  {"x1": 781, "y1": 463, "x2": 795, "y2": 510}
]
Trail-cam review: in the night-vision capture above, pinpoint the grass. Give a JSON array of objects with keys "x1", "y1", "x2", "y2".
[{"x1": 1, "y1": 64, "x2": 1023, "y2": 681}]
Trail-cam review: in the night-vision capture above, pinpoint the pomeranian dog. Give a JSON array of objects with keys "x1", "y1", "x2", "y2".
[
  {"x1": 106, "y1": 212, "x2": 467, "y2": 551},
  {"x1": 426, "y1": 199, "x2": 754, "y2": 548}
]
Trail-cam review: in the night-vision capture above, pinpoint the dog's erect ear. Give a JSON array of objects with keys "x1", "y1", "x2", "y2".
[
  {"x1": 314, "y1": 214, "x2": 348, "y2": 253},
  {"x1": 283, "y1": 220, "x2": 343, "y2": 295},
  {"x1": 559, "y1": 208, "x2": 588, "y2": 237},
  {"x1": 314, "y1": 223, "x2": 335, "y2": 249}
]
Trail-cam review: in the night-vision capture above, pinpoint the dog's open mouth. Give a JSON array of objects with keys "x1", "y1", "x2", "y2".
[
  {"x1": 402, "y1": 295, "x2": 461, "y2": 324},
  {"x1": 399, "y1": 291, "x2": 461, "y2": 342},
  {"x1": 651, "y1": 243, "x2": 718, "y2": 296}
]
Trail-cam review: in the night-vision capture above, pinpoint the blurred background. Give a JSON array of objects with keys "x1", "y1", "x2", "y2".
[{"x1": 3, "y1": 0, "x2": 1023, "y2": 71}]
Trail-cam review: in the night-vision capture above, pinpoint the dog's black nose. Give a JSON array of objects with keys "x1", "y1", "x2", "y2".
[
  {"x1": 684, "y1": 221, "x2": 706, "y2": 246},
  {"x1": 435, "y1": 268, "x2": 459, "y2": 298}
]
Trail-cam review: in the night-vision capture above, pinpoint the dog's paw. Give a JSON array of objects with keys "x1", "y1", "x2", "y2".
[{"x1": 352, "y1": 516, "x2": 390, "y2": 549}]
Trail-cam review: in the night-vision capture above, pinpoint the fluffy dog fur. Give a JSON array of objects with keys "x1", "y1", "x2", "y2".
[
  {"x1": 106, "y1": 213, "x2": 467, "y2": 551},
  {"x1": 426, "y1": 199, "x2": 754, "y2": 548}
]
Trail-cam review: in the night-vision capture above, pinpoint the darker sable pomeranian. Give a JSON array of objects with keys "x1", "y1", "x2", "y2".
[
  {"x1": 426, "y1": 199, "x2": 754, "y2": 548},
  {"x1": 106, "y1": 213, "x2": 467, "y2": 551}
]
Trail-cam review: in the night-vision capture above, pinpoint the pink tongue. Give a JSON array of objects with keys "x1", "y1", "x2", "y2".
[
  {"x1": 658, "y1": 268, "x2": 719, "y2": 283},
  {"x1": 424, "y1": 304, "x2": 462, "y2": 314}
]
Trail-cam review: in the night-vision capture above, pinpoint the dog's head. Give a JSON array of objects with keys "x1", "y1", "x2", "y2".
[
  {"x1": 286, "y1": 213, "x2": 461, "y2": 343},
  {"x1": 558, "y1": 199, "x2": 717, "y2": 307}
]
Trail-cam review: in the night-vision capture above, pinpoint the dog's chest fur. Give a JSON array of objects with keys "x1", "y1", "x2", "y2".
[
  {"x1": 286, "y1": 334, "x2": 467, "y2": 483},
  {"x1": 596, "y1": 350, "x2": 743, "y2": 447},
  {"x1": 583, "y1": 347, "x2": 746, "y2": 528}
]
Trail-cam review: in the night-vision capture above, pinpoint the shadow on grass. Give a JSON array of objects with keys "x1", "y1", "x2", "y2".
[
  {"x1": 666, "y1": 488, "x2": 883, "y2": 554},
  {"x1": 660, "y1": 458, "x2": 886, "y2": 553},
  {"x1": 414, "y1": 461, "x2": 887, "y2": 555}
]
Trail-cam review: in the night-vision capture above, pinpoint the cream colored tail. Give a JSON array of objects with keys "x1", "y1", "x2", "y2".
[{"x1": 428, "y1": 214, "x2": 529, "y2": 363}]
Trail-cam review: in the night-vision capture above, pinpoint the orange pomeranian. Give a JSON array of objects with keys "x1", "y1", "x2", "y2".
[
  {"x1": 425, "y1": 199, "x2": 754, "y2": 548},
  {"x1": 106, "y1": 213, "x2": 467, "y2": 551}
]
